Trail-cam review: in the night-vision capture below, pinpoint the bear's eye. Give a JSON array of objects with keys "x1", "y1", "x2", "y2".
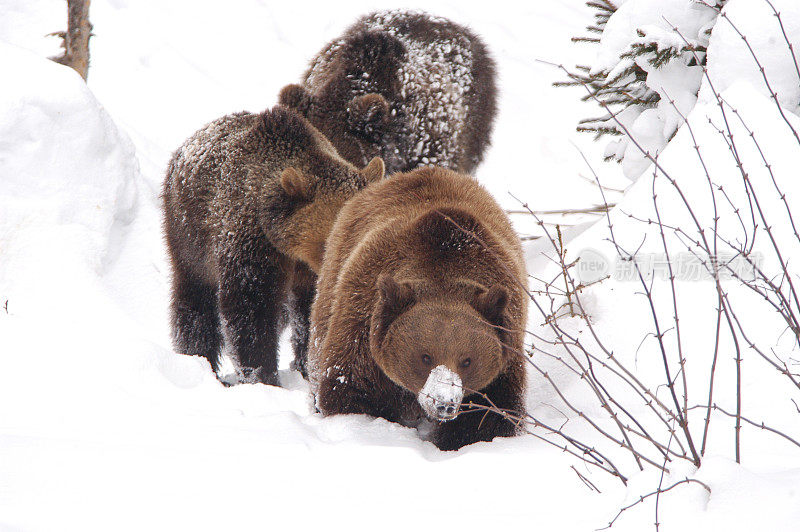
[
  {"x1": 421, "y1": 354, "x2": 432, "y2": 365},
  {"x1": 460, "y1": 358, "x2": 471, "y2": 369}
]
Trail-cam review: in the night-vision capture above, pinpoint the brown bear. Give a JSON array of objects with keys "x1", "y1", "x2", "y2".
[
  {"x1": 162, "y1": 105, "x2": 384, "y2": 385},
  {"x1": 308, "y1": 166, "x2": 528, "y2": 450},
  {"x1": 278, "y1": 10, "x2": 498, "y2": 175}
]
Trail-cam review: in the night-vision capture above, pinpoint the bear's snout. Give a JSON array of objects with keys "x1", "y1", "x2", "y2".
[
  {"x1": 418, "y1": 365, "x2": 463, "y2": 422},
  {"x1": 435, "y1": 403, "x2": 458, "y2": 418}
]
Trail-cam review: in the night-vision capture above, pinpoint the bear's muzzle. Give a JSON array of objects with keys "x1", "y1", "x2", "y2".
[{"x1": 418, "y1": 365, "x2": 463, "y2": 422}]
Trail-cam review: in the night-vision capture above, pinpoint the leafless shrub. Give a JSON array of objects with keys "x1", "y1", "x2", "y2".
[{"x1": 460, "y1": 2, "x2": 800, "y2": 529}]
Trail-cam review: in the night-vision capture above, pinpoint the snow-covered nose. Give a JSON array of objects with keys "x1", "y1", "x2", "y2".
[{"x1": 418, "y1": 365, "x2": 463, "y2": 421}]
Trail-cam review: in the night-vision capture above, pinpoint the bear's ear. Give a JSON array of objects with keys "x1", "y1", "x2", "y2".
[
  {"x1": 371, "y1": 274, "x2": 416, "y2": 347},
  {"x1": 471, "y1": 285, "x2": 509, "y2": 328},
  {"x1": 347, "y1": 93, "x2": 389, "y2": 132},
  {"x1": 280, "y1": 167, "x2": 311, "y2": 200},
  {"x1": 360, "y1": 157, "x2": 385, "y2": 183},
  {"x1": 279, "y1": 84, "x2": 313, "y2": 114}
]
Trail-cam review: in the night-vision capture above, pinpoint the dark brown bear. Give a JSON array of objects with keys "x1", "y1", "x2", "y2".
[
  {"x1": 308, "y1": 166, "x2": 528, "y2": 450},
  {"x1": 162, "y1": 105, "x2": 384, "y2": 385},
  {"x1": 279, "y1": 10, "x2": 497, "y2": 175}
]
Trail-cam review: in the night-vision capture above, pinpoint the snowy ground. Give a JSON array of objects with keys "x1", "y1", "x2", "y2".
[{"x1": 1, "y1": 1, "x2": 799, "y2": 531}]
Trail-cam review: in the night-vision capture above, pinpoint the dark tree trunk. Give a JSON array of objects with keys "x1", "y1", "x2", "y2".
[{"x1": 51, "y1": 0, "x2": 92, "y2": 80}]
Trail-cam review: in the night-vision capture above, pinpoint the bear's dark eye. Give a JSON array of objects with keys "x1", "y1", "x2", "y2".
[
  {"x1": 421, "y1": 354, "x2": 432, "y2": 365},
  {"x1": 460, "y1": 358, "x2": 471, "y2": 369}
]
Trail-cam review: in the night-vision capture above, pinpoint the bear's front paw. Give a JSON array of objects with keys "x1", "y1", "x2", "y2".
[
  {"x1": 431, "y1": 409, "x2": 519, "y2": 451},
  {"x1": 219, "y1": 365, "x2": 279, "y2": 387}
]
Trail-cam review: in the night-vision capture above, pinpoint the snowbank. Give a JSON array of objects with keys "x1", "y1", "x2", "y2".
[
  {"x1": 0, "y1": 43, "x2": 137, "y2": 278},
  {"x1": 703, "y1": 0, "x2": 800, "y2": 113}
]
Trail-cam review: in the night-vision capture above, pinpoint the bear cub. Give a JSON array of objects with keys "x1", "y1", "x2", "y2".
[
  {"x1": 279, "y1": 10, "x2": 498, "y2": 175},
  {"x1": 162, "y1": 105, "x2": 384, "y2": 385},
  {"x1": 309, "y1": 166, "x2": 528, "y2": 450}
]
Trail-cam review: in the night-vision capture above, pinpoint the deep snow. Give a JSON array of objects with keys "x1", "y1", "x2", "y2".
[{"x1": 1, "y1": 1, "x2": 799, "y2": 531}]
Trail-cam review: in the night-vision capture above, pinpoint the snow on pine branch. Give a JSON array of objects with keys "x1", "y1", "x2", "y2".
[
  {"x1": 561, "y1": 0, "x2": 800, "y2": 181},
  {"x1": 559, "y1": 0, "x2": 722, "y2": 180}
]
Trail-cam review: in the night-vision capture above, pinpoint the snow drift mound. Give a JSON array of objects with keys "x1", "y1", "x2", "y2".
[
  {"x1": 0, "y1": 43, "x2": 137, "y2": 303},
  {"x1": 0, "y1": 43, "x2": 155, "y2": 427}
]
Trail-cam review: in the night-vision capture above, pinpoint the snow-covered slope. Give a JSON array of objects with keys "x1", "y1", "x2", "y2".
[{"x1": 1, "y1": 1, "x2": 799, "y2": 531}]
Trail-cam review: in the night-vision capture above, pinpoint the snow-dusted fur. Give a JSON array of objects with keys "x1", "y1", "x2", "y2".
[
  {"x1": 162, "y1": 105, "x2": 383, "y2": 385},
  {"x1": 279, "y1": 10, "x2": 497, "y2": 174}
]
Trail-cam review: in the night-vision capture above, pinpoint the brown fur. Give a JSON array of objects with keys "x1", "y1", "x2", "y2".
[
  {"x1": 308, "y1": 167, "x2": 527, "y2": 450},
  {"x1": 279, "y1": 10, "x2": 498, "y2": 175},
  {"x1": 162, "y1": 105, "x2": 383, "y2": 384}
]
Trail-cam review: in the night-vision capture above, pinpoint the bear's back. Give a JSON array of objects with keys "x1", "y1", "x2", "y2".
[
  {"x1": 302, "y1": 10, "x2": 496, "y2": 174},
  {"x1": 162, "y1": 112, "x2": 257, "y2": 272},
  {"x1": 326, "y1": 166, "x2": 522, "y2": 274},
  {"x1": 164, "y1": 112, "x2": 255, "y2": 202}
]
